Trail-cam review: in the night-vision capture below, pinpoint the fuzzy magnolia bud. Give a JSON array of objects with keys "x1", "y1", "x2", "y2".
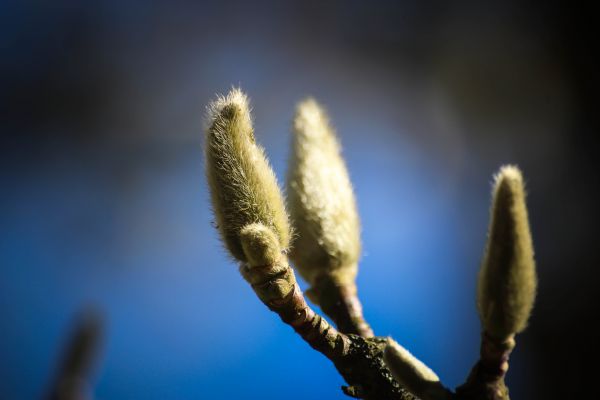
[
  {"x1": 205, "y1": 88, "x2": 290, "y2": 262},
  {"x1": 384, "y1": 338, "x2": 451, "y2": 400},
  {"x1": 478, "y1": 165, "x2": 537, "y2": 339},
  {"x1": 286, "y1": 98, "x2": 361, "y2": 287}
]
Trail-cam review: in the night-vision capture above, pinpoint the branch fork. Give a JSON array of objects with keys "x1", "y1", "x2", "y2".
[{"x1": 205, "y1": 88, "x2": 537, "y2": 400}]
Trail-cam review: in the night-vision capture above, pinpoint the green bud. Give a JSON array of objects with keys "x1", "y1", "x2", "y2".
[
  {"x1": 239, "y1": 223, "x2": 293, "y2": 303},
  {"x1": 384, "y1": 338, "x2": 451, "y2": 400},
  {"x1": 286, "y1": 98, "x2": 361, "y2": 287},
  {"x1": 205, "y1": 88, "x2": 290, "y2": 262},
  {"x1": 240, "y1": 223, "x2": 282, "y2": 266},
  {"x1": 478, "y1": 165, "x2": 537, "y2": 339}
]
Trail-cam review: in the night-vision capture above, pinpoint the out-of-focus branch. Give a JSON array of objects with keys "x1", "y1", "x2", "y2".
[{"x1": 48, "y1": 310, "x2": 104, "y2": 400}]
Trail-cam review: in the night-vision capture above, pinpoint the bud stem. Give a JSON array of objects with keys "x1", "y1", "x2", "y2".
[
  {"x1": 312, "y1": 278, "x2": 374, "y2": 337},
  {"x1": 239, "y1": 257, "x2": 412, "y2": 399},
  {"x1": 455, "y1": 332, "x2": 516, "y2": 400},
  {"x1": 240, "y1": 256, "x2": 351, "y2": 359}
]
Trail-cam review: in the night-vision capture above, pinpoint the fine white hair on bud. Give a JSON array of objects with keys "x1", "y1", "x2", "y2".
[
  {"x1": 286, "y1": 98, "x2": 361, "y2": 288},
  {"x1": 205, "y1": 88, "x2": 290, "y2": 262},
  {"x1": 478, "y1": 165, "x2": 537, "y2": 339},
  {"x1": 384, "y1": 338, "x2": 451, "y2": 400}
]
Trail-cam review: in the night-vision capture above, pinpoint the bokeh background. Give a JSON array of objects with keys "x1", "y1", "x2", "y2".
[{"x1": 1, "y1": 1, "x2": 597, "y2": 399}]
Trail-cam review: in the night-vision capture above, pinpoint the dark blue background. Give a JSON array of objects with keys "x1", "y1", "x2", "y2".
[{"x1": 1, "y1": 1, "x2": 596, "y2": 399}]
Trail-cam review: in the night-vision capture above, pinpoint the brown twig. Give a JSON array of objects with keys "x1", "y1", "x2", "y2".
[
  {"x1": 455, "y1": 333, "x2": 516, "y2": 400},
  {"x1": 240, "y1": 257, "x2": 350, "y2": 360},
  {"x1": 311, "y1": 277, "x2": 374, "y2": 338},
  {"x1": 239, "y1": 255, "x2": 412, "y2": 400}
]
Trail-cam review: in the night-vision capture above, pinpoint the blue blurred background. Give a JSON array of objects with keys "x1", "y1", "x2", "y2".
[{"x1": 1, "y1": 1, "x2": 597, "y2": 399}]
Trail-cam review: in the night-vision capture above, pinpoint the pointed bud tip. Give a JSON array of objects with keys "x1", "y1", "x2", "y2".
[
  {"x1": 492, "y1": 165, "x2": 524, "y2": 197},
  {"x1": 296, "y1": 97, "x2": 320, "y2": 115},
  {"x1": 206, "y1": 87, "x2": 250, "y2": 125},
  {"x1": 496, "y1": 164, "x2": 523, "y2": 181},
  {"x1": 293, "y1": 97, "x2": 330, "y2": 139}
]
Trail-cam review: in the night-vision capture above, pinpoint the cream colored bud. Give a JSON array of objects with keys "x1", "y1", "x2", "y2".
[
  {"x1": 384, "y1": 338, "x2": 451, "y2": 400},
  {"x1": 286, "y1": 98, "x2": 361, "y2": 287}
]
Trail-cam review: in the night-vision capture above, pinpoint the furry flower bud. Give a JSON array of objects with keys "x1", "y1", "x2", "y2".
[
  {"x1": 205, "y1": 88, "x2": 290, "y2": 262},
  {"x1": 478, "y1": 165, "x2": 537, "y2": 339}
]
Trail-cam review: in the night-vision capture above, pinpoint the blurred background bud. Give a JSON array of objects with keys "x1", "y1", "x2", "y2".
[{"x1": 287, "y1": 98, "x2": 361, "y2": 288}]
